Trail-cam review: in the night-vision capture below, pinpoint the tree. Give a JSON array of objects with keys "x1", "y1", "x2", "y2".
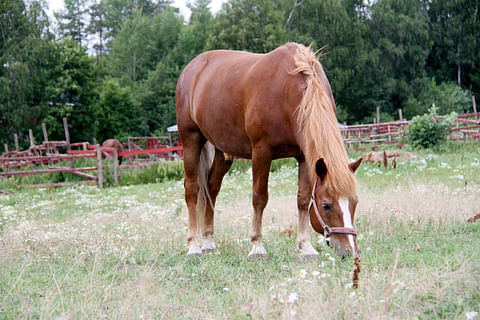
[
  {"x1": 135, "y1": 60, "x2": 179, "y2": 133},
  {"x1": 426, "y1": 0, "x2": 480, "y2": 94},
  {"x1": 87, "y1": 0, "x2": 108, "y2": 58},
  {"x1": 55, "y1": 0, "x2": 87, "y2": 45},
  {"x1": 284, "y1": 0, "x2": 371, "y2": 122},
  {"x1": 0, "y1": 0, "x2": 54, "y2": 146},
  {"x1": 107, "y1": 6, "x2": 183, "y2": 86},
  {"x1": 359, "y1": 0, "x2": 432, "y2": 121},
  {"x1": 170, "y1": 0, "x2": 215, "y2": 67},
  {"x1": 101, "y1": 0, "x2": 172, "y2": 45},
  {"x1": 207, "y1": 0, "x2": 287, "y2": 52},
  {"x1": 95, "y1": 79, "x2": 148, "y2": 141},
  {"x1": 40, "y1": 39, "x2": 99, "y2": 142},
  {"x1": 404, "y1": 79, "x2": 472, "y2": 118}
]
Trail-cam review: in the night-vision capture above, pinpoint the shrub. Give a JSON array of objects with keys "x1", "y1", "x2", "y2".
[{"x1": 408, "y1": 108, "x2": 457, "y2": 149}]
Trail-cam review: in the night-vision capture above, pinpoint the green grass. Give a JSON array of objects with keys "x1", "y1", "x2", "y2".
[{"x1": 1, "y1": 150, "x2": 479, "y2": 319}]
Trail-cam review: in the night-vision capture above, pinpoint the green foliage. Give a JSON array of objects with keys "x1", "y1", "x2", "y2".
[
  {"x1": 407, "y1": 109, "x2": 456, "y2": 149},
  {"x1": 95, "y1": 79, "x2": 148, "y2": 141},
  {"x1": 107, "y1": 7, "x2": 183, "y2": 86},
  {"x1": 42, "y1": 39, "x2": 99, "y2": 142},
  {"x1": 134, "y1": 61, "x2": 179, "y2": 133},
  {"x1": 207, "y1": 0, "x2": 287, "y2": 52},
  {"x1": 404, "y1": 79, "x2": 472, "y2": 119},
  {"x1": 55, "y1": 0, "x2": 87, "y2": 45}
]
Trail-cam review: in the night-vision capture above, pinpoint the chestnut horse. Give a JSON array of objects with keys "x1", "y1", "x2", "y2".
[
  {"x1": 176, "y1": 43, "x2": 362, "y2": 258},
  {"x1": 102, "y1": 139, "x2": 124, "y2": 165}
]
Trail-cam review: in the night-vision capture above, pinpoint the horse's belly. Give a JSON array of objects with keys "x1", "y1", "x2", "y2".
[{"x1": 202, "y1": 124, "x2": 253, "y2": 159}]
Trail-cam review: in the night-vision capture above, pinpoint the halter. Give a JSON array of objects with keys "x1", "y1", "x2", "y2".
[{"x1": 308, "y1": 179, "x2": 358, "y2": 238}]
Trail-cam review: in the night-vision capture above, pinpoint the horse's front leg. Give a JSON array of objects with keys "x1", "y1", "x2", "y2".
[
  {"x1": 297, "y1": 157, "x2": 319, "y2": 257},
  {"x1": 248, "y1": 146, "x2": 272, "y2": 258}
]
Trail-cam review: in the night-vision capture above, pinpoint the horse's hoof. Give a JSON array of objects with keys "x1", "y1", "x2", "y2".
[
  {"x1": 248, "y1": 253, "x2": 267, "y2": 260},
  {"x1": 186, "y1": 252, "x2": 202, "y2": 258},
  {"x1": 202, "y1": 248, "x2": 215, "y2": 254},
  {"x1": 224, "y1": 159, "x2": 233, "y2": 165},
  {"x1": 186, "y1": 245, "x2": 202, "y2": 258},
  {"x1": 301, "y1": 253, "x2": 319, "y2": 260},
  {"x1": 248, "y1": 244, "x2": 267, "y2": 259}
]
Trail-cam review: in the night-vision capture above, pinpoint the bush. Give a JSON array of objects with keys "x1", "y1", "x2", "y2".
[{"x1": 408, "y1": 109, "x2": 457, "y2": 149}]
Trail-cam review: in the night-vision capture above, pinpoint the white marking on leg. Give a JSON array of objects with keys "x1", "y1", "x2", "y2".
[
  {"x1": 339, "y1": 197, "x2": 356, "y2": 256},
  {"x1": 201, "y1": 235, "x2": 216, "y2": 253},
  {"x1": 248, "y1": 241, "x2": 267, "y2": 258},
  {"x1": 187, "y1": 242, "x2": 202, "y2": 257}
]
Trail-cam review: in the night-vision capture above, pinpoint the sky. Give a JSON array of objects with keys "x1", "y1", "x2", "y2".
[{"x1": 46, "y1": 0, "x2": 226, "y2": 19}]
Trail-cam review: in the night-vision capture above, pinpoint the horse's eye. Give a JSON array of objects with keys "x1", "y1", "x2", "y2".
[{"x1": 322, "y1": 202, "x2": 332, "y2": 211}]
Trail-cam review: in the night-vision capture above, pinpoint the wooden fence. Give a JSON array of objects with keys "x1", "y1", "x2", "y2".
[
  {"x1": 341, "y1": 112, "x2": 480, "y2": 149},
  {"x1": 2, "y1": 112, "x2": 479, "y2": 188},
  {"x1": 0, "y1": 118, "x2": 183, "y2": 188},
  {"x1": 341, "y1": 120, "x2": 410, "y2": 150}
]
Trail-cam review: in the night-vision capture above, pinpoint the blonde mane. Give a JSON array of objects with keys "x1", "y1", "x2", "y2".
[{"x1": 290, "y1": 44, "x2": 357, "y2": 197}]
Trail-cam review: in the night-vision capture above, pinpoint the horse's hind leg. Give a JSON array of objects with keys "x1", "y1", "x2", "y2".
[
  {"x1": 202, "y1": 149, "x2": 233, "y2": 253},
  {"x1": 297, "y1": 157, "x2": 319, "y2": 257},
  {"x1": 182, "y1": 131, "x2": 206, "y2": 257}
]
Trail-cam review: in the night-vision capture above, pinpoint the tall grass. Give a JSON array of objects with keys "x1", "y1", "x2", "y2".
[{"x1": 1, "y1": 151, "x2": 479, "y2": 319}]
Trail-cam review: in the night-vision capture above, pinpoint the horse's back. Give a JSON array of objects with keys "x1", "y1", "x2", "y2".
[{"x1": 176, "y1": 43, "x2": 305, "y2": 158}]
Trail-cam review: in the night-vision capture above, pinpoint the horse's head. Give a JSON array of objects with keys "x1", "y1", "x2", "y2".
[{"x1": 309, "y1": 157, "x2": 362, "y2": 258}]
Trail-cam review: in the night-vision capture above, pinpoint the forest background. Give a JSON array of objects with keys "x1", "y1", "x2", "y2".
[{"x1": 1, "y1": 0, "x2": 479, "y2": 148}]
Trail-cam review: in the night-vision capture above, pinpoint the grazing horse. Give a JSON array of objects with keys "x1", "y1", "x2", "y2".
[
  {"x1": 102, "y1": 139, "x2": 124, "y2": 165},
  {"x1": 176, "y1": 43, "x2": 362, "y2": 258}
]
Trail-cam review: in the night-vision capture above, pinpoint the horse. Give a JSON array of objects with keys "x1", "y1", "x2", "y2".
[
  {"x1": 102, "y1": 139, "x2": 124, "y2": 165},
  {"x1": 176, "y1": 43, "x2": 362, "y2": 258}
]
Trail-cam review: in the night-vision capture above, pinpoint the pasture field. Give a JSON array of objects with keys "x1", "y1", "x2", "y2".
[{"x1": 1, "y1": 149, "x2": 480, "y2": 319}]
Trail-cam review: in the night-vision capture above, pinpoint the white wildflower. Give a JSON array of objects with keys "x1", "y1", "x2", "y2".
[
  {"x1": 299, "y1": 269, "x2": 307, "y2": 279},
  {"x1": 288, "y1": 292, "x2": 298, "y2": 304}
]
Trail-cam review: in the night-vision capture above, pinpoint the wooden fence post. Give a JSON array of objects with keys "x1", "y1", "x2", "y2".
[
  {"x1": 41, "y1": 123, "x2": 52, "y2": 166},
  {"x1": 29, "y1": 129, "x2": 35, "y2": 148},
  {"x1": 128, "y1": 137, "x2": 133, "y2": 164},
  {"x1": 41, "y1": 123, "x2": 48, "y2": 143},
  {"x1": 376, "y1": 106, "x2": 381, "y2": 124},
  {"x1": 4, "y1": 144, "x2": 8, "y2": 154},
  {"x1": 113, "y1": 148, "x2": 119, "y2": 186},
  {"x1": 473, "y1": 96, "x2": 477, "y2": 120},
  {"x1": 96, "y1": 144, "x2": 103, "y2": 188},
  {"x1": 398, "y1": 109, "x2": 403, "y2": 121},
  {"x1": 14, "y1": 133, "x2": 19, "y2": 151},
  {"x1": 63, "y1": 118, "x2": 74, "y2": 168}
]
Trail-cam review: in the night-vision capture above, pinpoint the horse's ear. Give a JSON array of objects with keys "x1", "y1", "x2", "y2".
[
  {"x1": 315, "y1": 158, "x2": 328, "y2": 181},
  {"x1": 349, "y1": 157, "x2": 363, "y2": 173}
]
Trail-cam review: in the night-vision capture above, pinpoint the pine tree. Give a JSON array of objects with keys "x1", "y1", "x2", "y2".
[{"x1": 55, "y1": 0, "x2": 87, "y2": 45}]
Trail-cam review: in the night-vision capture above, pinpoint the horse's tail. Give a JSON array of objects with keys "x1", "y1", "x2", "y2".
[{"x1": 196, "y1": 141, "x2": 215, "y2": 233}]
